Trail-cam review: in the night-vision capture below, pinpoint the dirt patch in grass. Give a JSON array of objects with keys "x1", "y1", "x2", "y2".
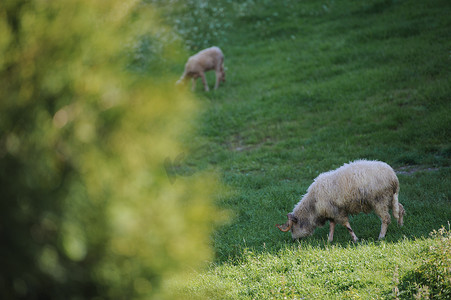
[
  {"x1": 227, "y1": 133, "x2": 275, "y2": 152},
  {"x1": 396, "y1": 165, "x2": 440, "y2": 175}
]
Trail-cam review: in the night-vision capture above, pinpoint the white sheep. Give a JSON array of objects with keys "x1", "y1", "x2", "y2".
[
  {"x1": 176, "y1": 46, "x2": 225, "y2": 91},
  {"x1": 276, "y1": 160, "x2": 405, "y2": 242}
]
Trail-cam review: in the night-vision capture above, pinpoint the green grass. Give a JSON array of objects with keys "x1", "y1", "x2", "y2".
[
  {"x1": 147, "y1": 0, "x2": 451, "y2": 298},
  {"x1": 181, "y1": 229, "x2": 450, "y2": 299}
]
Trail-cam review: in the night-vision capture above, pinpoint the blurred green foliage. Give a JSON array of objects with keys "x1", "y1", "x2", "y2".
[
  {"x1": 0, "y1": 0, "x2": 222, "y2": 299},
  {"x1": 146, "y1": 0, "x2": 257, "y2": 51}
]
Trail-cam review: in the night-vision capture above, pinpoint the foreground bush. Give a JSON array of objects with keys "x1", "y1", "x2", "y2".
[{"x1": 0, "y1": 0, "x2": 221, "y2": 299}]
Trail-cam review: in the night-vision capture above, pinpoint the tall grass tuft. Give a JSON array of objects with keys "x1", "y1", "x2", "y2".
[{"x1": 400, "y1": 225, "x2": 451, "y2": 299}]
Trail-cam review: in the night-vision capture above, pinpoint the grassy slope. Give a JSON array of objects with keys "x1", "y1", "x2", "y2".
[{"x1": 159, "y1": 0, "x2": 451, "y2": 298}]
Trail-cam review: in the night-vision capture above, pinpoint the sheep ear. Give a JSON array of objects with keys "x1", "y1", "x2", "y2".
[{"x1": 287, "y1": 213, "x2": 298, "y2": 223}]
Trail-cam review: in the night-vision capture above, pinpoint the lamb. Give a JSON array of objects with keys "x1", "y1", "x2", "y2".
[
  {"x1": 176, "y1": 46, "x2": 226, "y2": 91},
  {"x1": 276, "y1": 160, "x2": 405, "y2": 242}
]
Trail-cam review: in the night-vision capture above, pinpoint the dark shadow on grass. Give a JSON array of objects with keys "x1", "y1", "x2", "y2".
[
  {"x1": 212, "y1": 207, "x2": 449, "y2": 265},
  {"x1": 355, "y1": 0, "x2": 395, "y2": 15}
]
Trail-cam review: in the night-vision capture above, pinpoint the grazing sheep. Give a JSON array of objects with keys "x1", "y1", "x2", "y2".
[
  {"x1": 176, "y1": 46, "x2": 225, "y2": 91},
  {"x1": 276, "y1": 160, "x2": 405, "y2": 242}
]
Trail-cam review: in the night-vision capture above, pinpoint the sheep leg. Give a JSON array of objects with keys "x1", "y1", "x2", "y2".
[
  {"x1": 344, "y1": 221, "x2": 358, "y2": 242},
  {"x1": 328, "y1": 221, "x2": 336, "y2": 242},
  {"x1": 200, "y1": 72, "x2": 209, "y2": 91},
  {"x1": 191, "y1": 78, "x2": 196, "y2": 91},
  {"x1": 378, "y1": 213, "x2": 391, "y2": 240},
  {"x1": 379, "y1": 223, "x2": 388, "y2": 240},
  {"x1": 220, "y1": 64, "x2": 225, "y2": 83},
  {"x1": 214, "y1": 69, "x2": 221, "y2": 89},
  {"x1": 397, "y1": 203, "x2": 405, "y2": 226},
  {"x1": 374, "y1": 203, "x2": 392, "y2": 239}
]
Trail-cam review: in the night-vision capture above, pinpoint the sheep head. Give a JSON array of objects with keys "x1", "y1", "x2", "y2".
[
  {"x1": 276, "y1": 213, "x2": 298, "y2": 232},
  {"x1": 277, "y1": 212, "x2": 316, "y2": 240}
]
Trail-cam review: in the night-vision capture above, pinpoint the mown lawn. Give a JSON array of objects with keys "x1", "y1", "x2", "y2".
[{"x1": 148, "y1": 0, "x2": 451, "y2": 298}]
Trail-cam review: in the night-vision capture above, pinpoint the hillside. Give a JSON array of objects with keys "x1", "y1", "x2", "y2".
[{"x1": 149, "y1": 0, "x2": 451, "y2": 298}]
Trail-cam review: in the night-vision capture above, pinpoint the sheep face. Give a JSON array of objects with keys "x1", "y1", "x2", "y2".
[
  {"x1": 276, "y1": 213, "x2": 315, "y2": 240},
  {"x1": 219, "y1": 69, "x2": 226, "y2": 83},
  {"x1": 290, "y1": 219, "x2": 315, "y2": 240},
  {"x1": 175, "y1": 77, "x2": 186, "y2": 86}
]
